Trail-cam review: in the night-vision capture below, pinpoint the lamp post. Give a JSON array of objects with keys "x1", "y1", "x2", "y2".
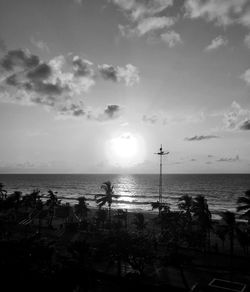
[{"x1": 155, "y1": 145, "x2": 169, "y2": 205}]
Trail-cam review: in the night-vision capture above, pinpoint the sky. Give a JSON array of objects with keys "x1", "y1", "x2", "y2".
[{"x1": 0, "y1": 0, "x2": 250, "y2": 174}]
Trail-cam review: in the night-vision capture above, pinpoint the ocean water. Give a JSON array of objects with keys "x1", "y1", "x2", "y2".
[{"x1": 0, "y1": 174, "x2": 249, "y2": 215}]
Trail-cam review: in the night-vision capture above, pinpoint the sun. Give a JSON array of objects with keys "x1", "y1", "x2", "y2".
[{"x1": 106, "y1": 132, "x2": 146, "y2": 168}]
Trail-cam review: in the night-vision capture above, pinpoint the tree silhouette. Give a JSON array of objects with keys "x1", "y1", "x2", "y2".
[
  {"x1": 237, "y1": 190, "x2": 250, "y2": 223},
  {"x1": 46, "y1": 190, "x2": 59, "y2": 228},
  {"x1": 0, "y1": 183, "x2": 7, "y2": 200},
  {"x1": 95, "y1": 181, "x2": 119, "y2": 226},
  {"x1": 178, "y1": 194, "x2": 193, "y2": 223},
  {"x1": 74, "y1": 196, "x2": 89, "y2": 222},
  {"x1": 151, "y1": 201, "x2": 170, "y2": 215},
  {"x1": 191, "y1": 195, "x2": 212, "y2": 249},
  {"x1": 221, "y1": 211, "x2": 236, "y2": 257},
  {"x1": 133, "y1": 213, "x2": 147, "y2": 231}
]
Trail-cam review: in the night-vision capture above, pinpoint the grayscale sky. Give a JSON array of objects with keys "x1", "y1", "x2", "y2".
[{"x1": 0, "y1": 0, "x2": 250, "y2": 173}]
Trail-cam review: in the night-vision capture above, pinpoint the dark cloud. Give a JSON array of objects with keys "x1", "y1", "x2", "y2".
[
  {"x1": 217, "y1": 155, "x2": 240, "y2": 162},
  {"x1": 239, "y1": 119, "x2": 250, "y2": 130},
  {"x1": 1, "y1": 49, "x2": 39, "y2": 71},
  {"x1": 31, "y1": 95, "x2": 57, "y2": 107},
  {"x1": 98, "y1": 64, "x2": 118, "y2": 82},
  {"x1": 103, "y1": 104, "x2": 120, "y2": 118},
  {"x1": 0, "y1": 48, "x2": 127, "y2": 120},
  {"x1": 142, "y1": 114, "x2": 158, "y2": 124},
  {"x1": 5, "y1": 74, "x2": 18, "y2": 86},
  {"x1": 98, "y1": 63, "x2": 140, "y2": 86},
  {"x1": 185, "y1": 135, "x2": 219, "y2": 141},
  {"x1": 72, "y1": 56, "x2": 93, "y2": 77},
  {"x1": 88, "y1": 104, "x2": 121, "y2": 121},
  {"x1": 59, "y1": 103, "x2": 85, "y2": 117},
  {"x1": 33, "y1": 81, "x2": 66, "y2": 95},
  {"x1": 27, "y1": 63, "x2": 51, "y2": 81}
]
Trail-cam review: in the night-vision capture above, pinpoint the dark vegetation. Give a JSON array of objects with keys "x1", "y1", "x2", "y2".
[{"x1": 0, "y1": 181, "x2": 250, "y2": 291}]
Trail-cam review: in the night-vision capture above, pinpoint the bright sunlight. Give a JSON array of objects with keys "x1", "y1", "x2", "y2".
[{"x1": 106, "y1": 132, "x2": 146, "y2": 168}]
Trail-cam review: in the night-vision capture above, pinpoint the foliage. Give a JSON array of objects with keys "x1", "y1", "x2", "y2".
[
  {"x1": 95, "y1": 181, "x2": 119, "y2": 225},
  {"x1": 133, "y1": 213, "x2": 147, "y2": 231},
  {"x1": 74, "y1": 196, "x2": 89, "y2": 222},
  {"x1": 237, "y1": 189, "x2": 250, "y2": 222}
]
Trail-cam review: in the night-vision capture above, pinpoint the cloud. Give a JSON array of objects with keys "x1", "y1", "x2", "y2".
[
  {"x1": 0, "y1": 49, "x2": 94, "y2": 117},
  {"x1": 98, "y1": 64, "x2": 118, "y2": 82},
  {"x1": 30, "y1": 37, "x2": 50, "y2": 52},
  {"x1": 111, "y1": 0, "x2": 176, "y2": 40},
  {"x1": 1, "y1": 49, "x2": 39, "y2": 71},
  {"x1": 239, "y1": 9, "x2": 250, "y2": 27},
  {"x1": 185, "y1": 0, "x2": 248, "y2": 26},
  {"x1": 205, "y1": 35, "x2": 228, "y2": 51},
  {"x1": 217, "y1": 155, "x2": 240, "y2": 162},
  {"x1": 0, "y1": 48, "x2": 136, "y2": 120},
  {"x1": 26, "y1": 63, "x2": 52, "y2": 81},
  {"x1": 102, "y1": 104, "x2": 121, "y2": 119},
  {"x1": 72, "y1": 56, "x2": 94, "y2": 77},
  {"x1": 98, "y1": 64, "x2": 140, "y2": 86},
  {"x1": 57, "y1": 102, "x2": 86, "y2": 117},
  {"x1": 142, "y1": 114, "x2": 158, "y2": 124},
  {"x1": 89, "y1": 104, "x2": 122, "y2": 121},
  {"x1": 135, "y1": 16, "x2": 175, "y2": 36},
  {"x1": 241, "y1": 68, "x2": 250, "y2": 85},
  {"x1": 239, "y1": 119, "x2": 250, "y2": 130},
  {"x1": 161, "y1": 30, "x2": 182, "y2": 47},
  {"x1": 111, "y1": 0, "x2": 173, "y2": 21},
  {"x1": 244, "y1": 33, "x2": 250, "y2": 48},
  {"x1": 223, "y1": 101, "x2": 250, "y2": 130},
  {"x1": 185, "y1": 135, "x2": 219, "y2": 141}
]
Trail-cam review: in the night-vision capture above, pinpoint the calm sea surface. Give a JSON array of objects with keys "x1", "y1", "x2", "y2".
[{"x1": 0, "y1": 174, "x2": 249, "y2": 215}]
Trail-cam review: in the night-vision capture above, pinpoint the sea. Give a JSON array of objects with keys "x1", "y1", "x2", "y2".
[{"x1": 0, "y1": 173, "x2": 249, "y2": 217}]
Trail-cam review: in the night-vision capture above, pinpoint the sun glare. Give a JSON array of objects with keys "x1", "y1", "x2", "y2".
[{"x1": 106, "y1": 132, "x2": 145, "y2": 168}]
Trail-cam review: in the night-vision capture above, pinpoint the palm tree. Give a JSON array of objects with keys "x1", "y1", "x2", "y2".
[
  {"x1": 0, "y1": 183, "x2": 7, "y2": 200},
  {"x1": 95, "y1": 181, "x2": 119, "y2": 225},
  {"x1": 133, "y1": 213, "x2": 147, "y2": 231},
  {"x1": 191, "y1": 195, "x2": 212, "y2": 249},
  {"x1": 237, "y1": 190, "x2": 250, "y2": 223},
  {"x1": 46, "y1": 190, "x2": 59, "y2": 228},
  {"x1": 178, "y1": 194, "x2": 193, "y2": 221},
  {"x1": 151, "y1": 201, "x2": 170, "y2": 215},
  {"x1": 221, "y1": 211, "x2": 236, "y2": 257},
  {"x1": 74, "y1": 196, "x2": 89, "y2": 222}
]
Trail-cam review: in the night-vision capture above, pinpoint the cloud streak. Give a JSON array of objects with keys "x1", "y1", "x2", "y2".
[
  {"x1": 217, "y1": 155, "x2": 240, "y2": 162},
  {"x1": 185, "y1": 135, "x2": 219, "y2": 141}
]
